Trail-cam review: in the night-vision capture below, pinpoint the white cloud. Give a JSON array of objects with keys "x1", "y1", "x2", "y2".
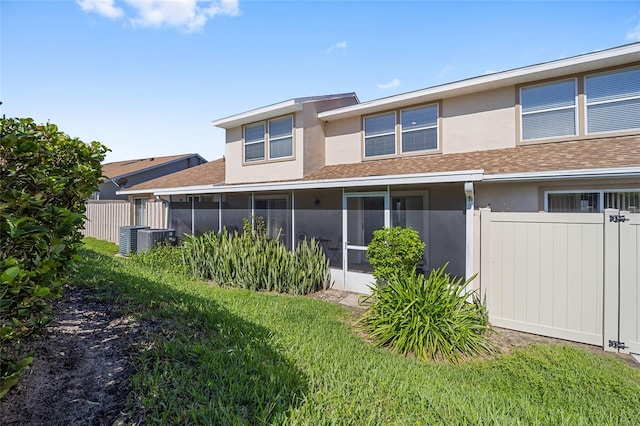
[
  {"x1": 326, "y1": 41, "x2": 347, "y2": 53},
  {"x1": 77, "y1": 0, "x2": 124, "y2": 19},
  {"x1": 436, "y1": 65, "x2": 455, "y2": 80},
  {"x1": 377, "y1": 78, "x2": 400, "y2": 90},
  {"x1": 627, "y1": 24, "x2": 640, "y2": 41},
  {"x1": 77, "y1": 0, "x2": 239, "y2": 32},
  {"x1": 626, "y1": 11, "x2": 640, "y2": 41}
]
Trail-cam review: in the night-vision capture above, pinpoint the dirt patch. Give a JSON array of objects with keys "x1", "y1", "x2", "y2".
[
  {"x1": 2, "y1": 287, "x2": 638, "y2": 425},
  {"x1": 0, "y1": 286, "x2": 155, "y2": 426}
]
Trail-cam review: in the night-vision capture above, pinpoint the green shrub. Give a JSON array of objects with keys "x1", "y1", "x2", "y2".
[
  {"x1": 1, "y1": 117, "x2": 107, "y2": 397},
  {"x1": 128, "y1": 243, "x2": 189, "y2": 276},
  {"x1": 358, "y1": 264, "x2": 492, "y2": 363},
  {"x1": 182, "y1": 218, "x2": 329, "y2": 295},
  {"x1": 366, "y1": 226, "x2": 425, "y2": 283}
]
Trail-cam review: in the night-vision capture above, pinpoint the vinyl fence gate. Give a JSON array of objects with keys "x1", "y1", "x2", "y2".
[{"x1": 480, "y1": 209, "x2": 639, "y2": 354}]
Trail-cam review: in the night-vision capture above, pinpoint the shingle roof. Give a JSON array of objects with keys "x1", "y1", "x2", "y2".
[
  {"x1": 121, "y1": 136, "x2": 640, "y2": 194},
  {"x1": 102, "y1": 154, "x2": 204, "y2": 179},
  {"x1": 125, "y1": 158, "x2": 226, "y2": 191},
  {"x1": 302, "y1": 135, "x2": 640, "y2": 181}
]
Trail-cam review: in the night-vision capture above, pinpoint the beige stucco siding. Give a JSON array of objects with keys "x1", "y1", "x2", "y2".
[
  {"x1": 475, "y1": 182, "x2": 541, "y2": 212},
  {"x1": 442, "y1": 86, "x2": 517, "y2": 153},
  {"x1": 303, "y1": 97, "x2": 360, "y2": 175},
  {"x1": 303, "y1": 102, "x2": 325, "y2": 176},
  {"x1": 225, "y1": 112, "x2": 305, "y2": 184},
  {"x1": 324, "y1": 117, "x2": 362, "y2": 165}
]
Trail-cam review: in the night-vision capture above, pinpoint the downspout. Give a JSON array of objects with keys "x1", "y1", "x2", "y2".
[{"x1": 464, "y1": 181, "x2": 475, "y2": 292}]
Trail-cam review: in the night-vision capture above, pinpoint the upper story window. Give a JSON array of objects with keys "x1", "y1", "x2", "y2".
[
  {"x1": 364, "y1": 104, "x2": 439, "y2": 158},
  {"x1": 520, "y1": 79, "x2": 577, "y2": 141},
  {"x1": 364, "y1": 112, "x2": 396, "y2": 157},
  {"x1": 586, "y1": 67, "x2": 640, "y2": 134},
  {"x1": 244, "y1": 122, "x2": 266, "y2": 162},
  {"x1": 401, "y1": 105, "x2": 438, "y2": 153},
  {"x1": 268, "y1": 116, "x2": 293, "y2": 159},
  {"x1": 243, "y1": 116, "x2": 293, "y2": 163}
]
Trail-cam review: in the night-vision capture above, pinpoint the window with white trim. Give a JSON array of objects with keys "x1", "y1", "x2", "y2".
[
  {"x1": 244, "y1": 122, "x2": 265, "y2": 162},
  {"x1": 364, "y1": 112, "x2": 396, "y2": 157},
  {"x1": 585, "y1": 66, "x2": 640, "y2": 134},
  {"x1": 243, "y1": 116, "x2": 293, "y2": 163},
  {"x1": 401, "y1": 105, "x2": 438, "y2": 153},
  {"x1": 268, "y1": 116, "x2": 293, "y2": 159},
  {"x1": 520, "y1": 79, "x2": 577, "y2": 140},
  {"x1": 546, "y1": 190, "x2": 640, "y2": 213}
]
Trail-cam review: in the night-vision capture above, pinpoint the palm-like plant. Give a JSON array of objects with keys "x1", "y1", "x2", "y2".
[{"x1": 359, "y1": 264, "x2": 493, "y2": 363}]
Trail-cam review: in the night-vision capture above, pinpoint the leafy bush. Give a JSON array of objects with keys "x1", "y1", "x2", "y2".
[
  {"x1": 182, "y1": 217, "x2": 329, "y2": 295},
  {"x1": 128, "y1": 243, "x2": 189, "y2": 276},
  {"x1": 1, "y1": 117, "x2": 108, "y2": 397},
  {"x1": 358, "y1": 264, "x2": 492, "y2": 363},
  {"x1": 366, "y1": 226, "x2": 425, "y2": 283}
]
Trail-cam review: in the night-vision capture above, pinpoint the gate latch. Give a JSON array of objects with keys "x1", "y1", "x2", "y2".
[
  {"x1": 608, "y1": 340, "x2": 627, "y2": 349},
  {"x1": 609, "y1": 215, "x2": 627, "y2": 223}
]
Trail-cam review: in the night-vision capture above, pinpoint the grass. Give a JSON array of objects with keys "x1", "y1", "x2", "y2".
[{"x1": 75, "y1": 238, "x2": 640, "y2": 425}]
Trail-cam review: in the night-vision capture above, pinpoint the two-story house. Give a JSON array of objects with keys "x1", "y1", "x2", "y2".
[{"x1": 120, "y1": 42, "x2": 640, "y2": 294}]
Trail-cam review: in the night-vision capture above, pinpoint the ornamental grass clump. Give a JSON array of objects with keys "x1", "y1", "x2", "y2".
[
  {"x1": 181, "y1": 217, "x2": 329, "y2": 295},
  {"x1": 359, "y1": 264, "x2": 493, "y2": 363}
]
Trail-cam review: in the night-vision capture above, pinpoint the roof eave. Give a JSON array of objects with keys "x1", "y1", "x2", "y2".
[
  {"x1": 483, "y1": 166, "x2": 640, "y2": 182},
  {"x1": 147, "y1": 170, "x2": 485, "y2": 196},
  {"x1": 212, "y1": 93, "x2": 359, "y2": 129},
  {"x1": 319, "y1": 43, "x2": 640, "y2": 121}
]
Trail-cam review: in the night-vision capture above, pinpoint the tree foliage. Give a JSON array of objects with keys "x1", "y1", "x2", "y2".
[
  {"x1": 366, "y1": 226, "x2": 425, "y2": 283},
  {"x1": 0, "y1": 117, "x2": 108, "y2": 397}
]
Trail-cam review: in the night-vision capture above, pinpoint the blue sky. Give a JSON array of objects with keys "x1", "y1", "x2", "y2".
[{"x1": 2, "y1": 1, "x2": 640, "y2": 163}]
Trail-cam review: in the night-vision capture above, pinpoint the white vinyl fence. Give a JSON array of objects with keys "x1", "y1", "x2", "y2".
[
  {"x1": 83, "y1": 200, "x2": 166, "y2": 245},
  {"x1": 480, "y1": 208, "x2": 639, "y2": 354}
]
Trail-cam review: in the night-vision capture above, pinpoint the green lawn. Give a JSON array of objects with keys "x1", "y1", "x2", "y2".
[{"x1": 77, "y1": 238, "x2": 640, "y2": 425}]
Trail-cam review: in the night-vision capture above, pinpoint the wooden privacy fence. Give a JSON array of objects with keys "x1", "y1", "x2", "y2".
[
  {"x1": 480, "y1": 208, "x2": 639, "y2": 354},
  {"x1": 82, "y1": 200, "x2": 166, "y2": 245}
]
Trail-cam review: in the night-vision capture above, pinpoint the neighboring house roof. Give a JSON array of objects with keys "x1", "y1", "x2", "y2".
[
  {"x1": 302, "y1": 135, "x2": 640, "y2": 182},
  {"x1": 212, "y1": 93, "x2": 359, "y2": 129},
  {"x1": 102, "y1": 153, "x2": 207, "y2": 180},
  {"x1": 122, "y1": 158, "x2": 226, "y2": 192}
]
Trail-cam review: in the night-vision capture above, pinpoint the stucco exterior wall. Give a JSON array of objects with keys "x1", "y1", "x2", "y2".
[
  {"x1": 302, "y1": 102, "x2": 325, "y2": 176},
  {"x1": 475, "y1": 182, "x2": 541, "y2": 212},
  {"x1": 303, "y1": 97, "x2": 359, "y2": 176},
  {"x1": 442, "y1": 86, "x2": 516, "y2": 153},
  {"x1": 324, "y1": 117, "x2": 362, "y2": 165}
]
